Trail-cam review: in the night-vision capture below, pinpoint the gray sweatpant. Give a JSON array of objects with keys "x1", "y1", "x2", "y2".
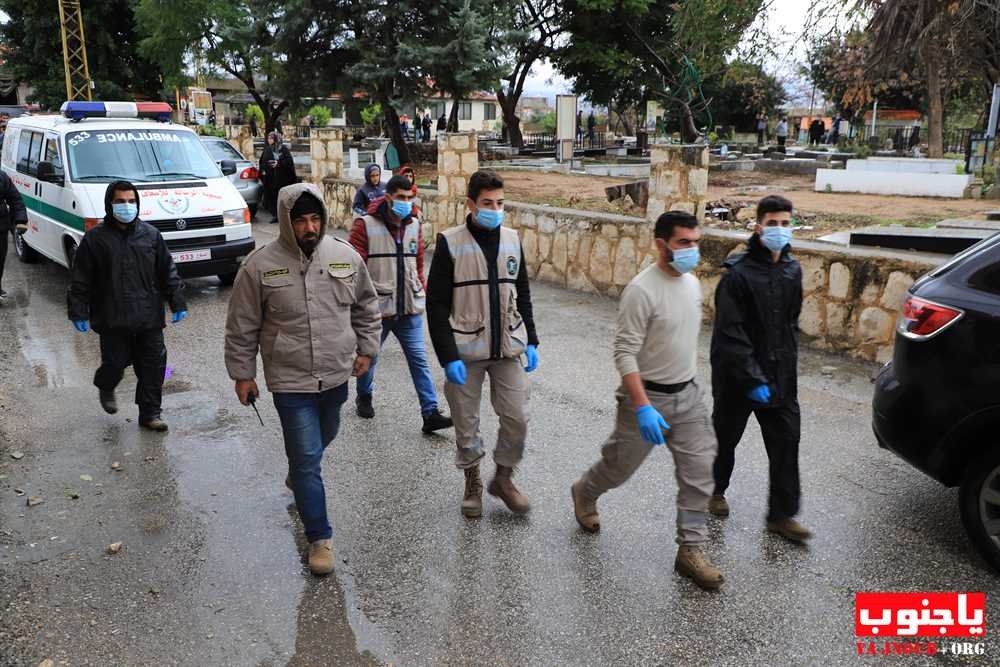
[
  {"x1": 580, "y1": 379, "x2": 717, "y2": 545},
  {"x1": 444, "y1": 357, "x2": 529, "y2": 470}
]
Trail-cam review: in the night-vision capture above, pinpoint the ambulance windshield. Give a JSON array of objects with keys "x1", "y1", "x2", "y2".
[{"x1": 65, "y1": 129, "x2": 221, "y2": 183}]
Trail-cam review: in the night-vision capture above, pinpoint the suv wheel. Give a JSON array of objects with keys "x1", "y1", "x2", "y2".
[
  {"x1": 217, "y1": 271, "x2": 238, "y2": 286},
  {"x1": 959, "y1": 448, "x2": 1000, "y2": 571}
]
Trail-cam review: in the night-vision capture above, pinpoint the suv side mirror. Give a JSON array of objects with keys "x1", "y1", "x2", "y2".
[
  {"x1": 220, "y1": 160, "x2": 237, "y2": 176},
  {"x1": 37, "y1": 161, "x2": 64, "y2": 185}
]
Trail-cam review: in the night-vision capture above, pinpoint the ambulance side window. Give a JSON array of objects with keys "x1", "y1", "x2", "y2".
[
  {"x1": 16, "y1": 130, "x2": 42, "y2": 176},
  {"x1": 44, "y1": 138, "x2": 63, "y2": 176}
]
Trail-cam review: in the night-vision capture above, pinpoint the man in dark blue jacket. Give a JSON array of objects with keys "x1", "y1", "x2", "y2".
[
  {"x1": 67, "y1": 181, "x2": 187, "y2": 431},
  {"x1": 709, "y1": 194, "x2": 811, "y2": 543}
]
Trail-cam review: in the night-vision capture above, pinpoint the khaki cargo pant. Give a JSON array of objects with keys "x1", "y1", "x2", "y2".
[
  {"x1": 444, "y1": 358, "x2": 529, "y2": 469},
  {"x1": 580, "y1": 379, "x2": 717, "y2": 545}
]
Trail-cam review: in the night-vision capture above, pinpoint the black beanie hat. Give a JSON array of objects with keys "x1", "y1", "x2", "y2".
[{"x1": 289, "y1": 192, "x2": 324, "y2": 221}]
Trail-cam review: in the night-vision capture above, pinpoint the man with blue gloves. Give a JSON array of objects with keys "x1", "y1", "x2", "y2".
[
  {"x1": 709, "y1": 194, "x2": 811, "y2": 543},
  {"x1": 427, "y1": 170, "x2": 539, "y2": 518},
  {"x1": 571, "y1": 211, "x2": 723, "y2": 590},
  {"x1": 68, "y1": 181, "x2": 186, "y2": 432}
]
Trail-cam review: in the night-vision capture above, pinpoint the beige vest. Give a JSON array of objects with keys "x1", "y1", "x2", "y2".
[
  {"x1": 443, "y1": 224, "x2": 528, "y2": 362},
  {"x1": 363, "y1": 215, "x2": 425, "y2": 317}
]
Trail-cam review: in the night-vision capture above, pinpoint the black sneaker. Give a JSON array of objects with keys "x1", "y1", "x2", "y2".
[
  {"x1": 356, "y1": 394, "x2": 375, "y2": 419},
  {"x1": 99, "y1": 390, "x2": 118, "y2": 415},
  {"x1": 0, "y1": 289, "x2": 8, "y2": 300},
  {"x1": 421, "y1": 409, "x2": 453, "y2": 433}
]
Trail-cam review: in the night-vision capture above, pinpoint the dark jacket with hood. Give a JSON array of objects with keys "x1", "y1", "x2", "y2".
[
  {"x1": 352, "y1": 164, "x2": 385, "y2": 215},
  {"x1": 710, "y1": 232, "x2": 803, "y2": 405},
  {"x1": 67, "y1": 181, "x2": 185, "y2": 333},
  {"x1": 0, "y1": 170, "x2": 27, "y2": 231}
]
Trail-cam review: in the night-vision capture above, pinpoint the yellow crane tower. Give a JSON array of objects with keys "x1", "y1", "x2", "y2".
[{"x1": 57, "y1": 0, "x2": 92, "y2": 101}]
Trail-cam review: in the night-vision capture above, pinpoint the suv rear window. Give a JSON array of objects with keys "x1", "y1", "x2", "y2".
[
  {"x1": 927, "y1": 233, "x2": 1000, "y2": 280},
  {"x1": 970, "y1": 262, "x2": 1000, "y2": 295},
  {"x1": 202, "y1": 140, "x2": 243, "y2": 162}
]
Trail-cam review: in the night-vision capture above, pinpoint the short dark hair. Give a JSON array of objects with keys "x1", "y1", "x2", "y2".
[
  {"x1": 467, "y1": 169, "x2": 504, "y2": 202},
  {"x1": 385, "y1": 175, "x2": 412, "y2": 195},
  {"x1": 755, "y1": 194, "x2": 794, "y2": 222},
  {"x1": 654, "y1": 211, "x2": 698, "y2": 241}
]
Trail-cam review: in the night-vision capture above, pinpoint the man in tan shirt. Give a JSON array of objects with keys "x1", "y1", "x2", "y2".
[
  {"x1": 225, "y1": 183, "x2": 381, "y2": 575},
  {"x1": 571, "y1": 211, "x2": 723, "y2": 590}
]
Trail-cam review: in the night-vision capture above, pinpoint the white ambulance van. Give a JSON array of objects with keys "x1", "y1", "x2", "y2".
[{"x1": 2, "y1": 101, "x2": 254, "y2": 284}]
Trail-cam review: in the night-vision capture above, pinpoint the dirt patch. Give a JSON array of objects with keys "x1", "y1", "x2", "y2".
[
  {"x1": 495, "y1": 170, "x2": 642, "y2": 215},
  {"x1": 413, "y1": 165, "x2": 995, "y2": 237},
  {"x1": 707, "y1": 171, "x2": 992, "y2": 238}
]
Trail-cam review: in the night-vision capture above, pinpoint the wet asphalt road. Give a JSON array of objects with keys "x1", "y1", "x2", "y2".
[{"x1": 1, "y1": 219, "x2": 998, "y2": 667}]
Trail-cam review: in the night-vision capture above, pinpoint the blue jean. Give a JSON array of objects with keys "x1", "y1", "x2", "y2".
[
  {"x1": 356, "y1": 314, "x2": 438, "y2": 415},
  {"x1": 273, "y1": 383, "x2": 348, "y2": 542}
]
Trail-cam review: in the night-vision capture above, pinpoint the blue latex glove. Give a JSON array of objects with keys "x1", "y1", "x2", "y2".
[
  {"x1": 636, "y1": 404, "x2": 670, "y2": 446},
  {"x1": 445, "y1": 360, "x2": 467, "y2": 385},
  {"x1": 171, "y1": 310, "x2": 187, "y2": 324},
  {"x1": 524, "y1": 345, "x2": 539, "y2": 373},
  {"x1": 72, "y1": 319, "x2": 89, "y2": 333},
  {"x1": 748, "y1": 384, "x2": 771, "y2": 404}
]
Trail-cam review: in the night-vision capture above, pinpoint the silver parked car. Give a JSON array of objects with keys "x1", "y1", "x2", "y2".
[{"x1": 199, "y1": 136, "x2": 262, "y2": 217}]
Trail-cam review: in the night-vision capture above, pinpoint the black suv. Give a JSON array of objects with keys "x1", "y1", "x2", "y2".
[{"x1": 873, "y1": 232, "x2": 1000, "y2": 571}]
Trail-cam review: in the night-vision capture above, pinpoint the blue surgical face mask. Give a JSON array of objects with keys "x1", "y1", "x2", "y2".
[
  {"x1": 669, "y1": 246, "x2": 700, "y2": 274},
  {"x1": 391, "y1": 199, "x2": 413, "y2": 218},
  {"x1": 112, "y1": 203, "x2": 138, "y2": 224},
  {"x1": 475, "y1": 208, "x2": 504, "y2": 230},
  {"x1": 761, "y1": 225, "x2": 792, "y2": 252}
]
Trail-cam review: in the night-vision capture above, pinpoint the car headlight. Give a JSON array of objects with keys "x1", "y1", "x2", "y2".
[{"x1": 223, "y1": 208, "x2": 249, "y2": 226}]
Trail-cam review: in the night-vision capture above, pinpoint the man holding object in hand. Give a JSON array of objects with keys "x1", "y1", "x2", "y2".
[{"x1": 224, "y1": 183, "x2": 381, "y2": 576}]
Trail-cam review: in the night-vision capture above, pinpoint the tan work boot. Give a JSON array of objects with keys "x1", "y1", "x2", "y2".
[
  {"x1": 308, "y1": 538, "x2": 334, "y2": 576},
  {"x1": 571, "y1": 480, "x2": 600, "y2": 533},
  {"x1": 487, "y1": 465, "x2": 531, "y2": 515},
  {"x1": 708, "y1": 494, "x2": 730, "y2": 517},
  {"x1": 674, "y1": 545, "x2": 724, "y2": 591},
  {"x1": 767, "y1": 518, "x2": 813, "y2": 542},
  {"x1": 461, "y1": 466, "x2": 483, "y2": 518},
  {"x1": 140, "y1": 417, "x2": 168, "y2": 432}
]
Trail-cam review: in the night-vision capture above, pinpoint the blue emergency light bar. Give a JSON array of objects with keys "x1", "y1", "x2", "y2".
[{"x1": 60, "y1": 101, "x2": 173, "y2": 122}]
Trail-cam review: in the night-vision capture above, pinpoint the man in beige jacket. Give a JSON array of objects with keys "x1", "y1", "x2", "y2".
[{"x1": 225, "y1": 183, "x2": 381, "y2": 575}]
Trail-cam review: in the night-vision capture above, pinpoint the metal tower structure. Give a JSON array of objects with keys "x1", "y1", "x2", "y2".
[{"x1": 57, "y1": 0, "x2": 92, "y2": 101}]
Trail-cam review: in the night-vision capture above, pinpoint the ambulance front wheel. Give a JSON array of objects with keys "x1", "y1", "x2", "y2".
[
  {"x1": 13, "y1": 229, "x2": 39, "y2": 264},
  {"x1": 218, "y1": 271, "x2": 238, "y2": 286}
]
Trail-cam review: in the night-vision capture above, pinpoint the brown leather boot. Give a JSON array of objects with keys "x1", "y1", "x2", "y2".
[
  {"x1": 487, "y1": 465, "x2": 531, "y2": 514},
  {"x1": 708, "y1": 494, "x2": 730, "y2": 517},
  {"x1": 140, "y1": 417, "x2": 168, "y2": 432},
  {"x1": 308, "y1": 538, "x2": 334, "y2": 576},
  {"x1": 767, "y1": 518, "x2": 813, "y2": 542},
  {"x1": 461, "y1": 466, "x2": 483, "y2": 518},
  {"x1": 674, "y1": 545, "x2": 724, "y2": 590},
  {"x1": 571, "y1": 480, "x2": 600, "y2": 533}
]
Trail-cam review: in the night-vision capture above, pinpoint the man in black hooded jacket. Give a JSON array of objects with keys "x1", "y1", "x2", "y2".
[
  {"x1": 67, "y1": 181, "x2": 187, "y2": 431},
  {"x1": 709, "y1": 194, "x2": 812, "y2": 543}
]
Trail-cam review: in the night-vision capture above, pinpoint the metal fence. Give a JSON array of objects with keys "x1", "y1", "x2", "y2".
[{"x1": 521, "y1": 132, "x2": 555, "y2": 149}]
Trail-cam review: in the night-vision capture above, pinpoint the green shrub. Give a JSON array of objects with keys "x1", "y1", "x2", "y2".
[
  {"x1": 307, "y1": 104, "x2": 333, "y2": 127},
  {"x1": 245, "y1": 104, "x2": 264, "y2": 125},
  {"x1": 196, "y1": 124, "x2": 226, "y2": 137},
  {"x1": 360, "y1": 103, "x2": 382, "y2": 127}
]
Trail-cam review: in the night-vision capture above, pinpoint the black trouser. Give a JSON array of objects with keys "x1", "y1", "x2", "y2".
[
  {"x1": 777, "y1": 136, "x2": 786, "y2": 147},
  {"x1": 94, "y1": 328, "x2": 167, "y2": 421},
  {"x1": 0, "y1": 229, "x2": 8, "y2": 291},
  {"x1": 757, "y1": 130, "x2": 765, "y2": 144},
  {"x1": 712, "y1": 397, "x2": 801, "y2": 521}
]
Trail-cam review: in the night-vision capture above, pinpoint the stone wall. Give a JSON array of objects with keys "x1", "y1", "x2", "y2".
[
  {"x1": 436, "y1": 132, "x2": 479, "y2": 200},
  {"x1": 310, "y1": 128, "x2": 344, "y2": 183},
  {"x1": 646, "y1": 144, "x2": 709, "y2": 222}
]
